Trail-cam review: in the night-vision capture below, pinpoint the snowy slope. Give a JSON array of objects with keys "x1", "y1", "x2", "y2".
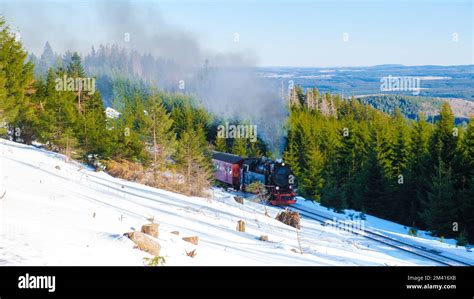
[
  {"x1": 0, "y1": 138, "x2": 468, "y2": 266},
  {"x1": 294, "y1": 198, "x2": 474, "y2": 263}
]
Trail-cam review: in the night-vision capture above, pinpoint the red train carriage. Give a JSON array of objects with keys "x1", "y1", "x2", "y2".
[{"x1": 212, "y1": 152, "x2": 243, "y2": 190}]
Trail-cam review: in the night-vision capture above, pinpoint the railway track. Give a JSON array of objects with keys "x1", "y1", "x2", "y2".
[{"x1": 284, "y1": 205, "x2": 472, "y2": 267}]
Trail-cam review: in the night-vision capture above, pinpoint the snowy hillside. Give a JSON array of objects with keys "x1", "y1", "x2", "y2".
[{"x1": 0, "y1": 138, "x2": 472, "y2": 266}]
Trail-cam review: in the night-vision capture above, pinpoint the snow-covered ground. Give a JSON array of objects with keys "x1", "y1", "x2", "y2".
[
  {"x1": 0, "y1": 138, "x2": 472, "y2": 266},
  {"x1": 294, "y1": 198, "x2": 474, "y2": 263}
]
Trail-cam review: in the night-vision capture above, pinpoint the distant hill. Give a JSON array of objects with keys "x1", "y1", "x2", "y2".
[
  {"x1": 259, "y1": 65, "x2": 474, "y2": 101},
  {"x1": 355, "y1": 95, "x2": 473, "y2": 124}
]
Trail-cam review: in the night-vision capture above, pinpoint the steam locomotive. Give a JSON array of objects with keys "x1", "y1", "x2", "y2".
[{"x1": 212, "y1": 152, "x2": 297, "y2": 205}]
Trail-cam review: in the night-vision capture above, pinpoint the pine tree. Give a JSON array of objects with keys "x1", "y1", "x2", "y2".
[
  {"x1": 0, "y1": 17, "x2": 36, "y2": 143},
  {"x1": 430, "y1": 102, "x2": 458, "y2": 170},
  {"x1": 300, "y1": 145, "x2": 325, "y2": 200},
  {"x1": 174, "y1": 126, "x2": 212, "y2": 196},
  {"x1": 336, "y1": 118, "x2": 363, "y2": 208},
  {"x1": 385, "y1": 109, "x2": 413, "y2": 223},
  {"x1": 80, "y1": 90, "x2": 111, "y2": 157},
  {"x1": 66, "y1": 52, "x2": 87, "y2": 112},
  {"x1": 0, "y1": 60, "x2": 7, "y2": 135},
  {"x1": 41, "y1": 68, "x2": 78, "y2": 154},
  {"x1": 459, "y1": 117, "x2": 474, "y2": 242},
  {"x1": 247, "y1": 138, "x2": 263, "y2": 158},
  {"x1": 214, "y1": 133, "x2": 227, "y2": 152},
  {"x1": 110, "y1": 97, "x2": 148, "y2": 162},
  {"x1": 389, "y1": 108, "x2": 411, "y2": 176},
  {"x1": 292, "y1": 113, "x2": 313, "y2": 174},
  {"x1": 360, "y1": 148, "x2": 391, "y2": 218},
  {"x1": 401, "y1": 113, "x2": 432, "y2": 227},
  {"x1": 461, "y1": 176, "x2": 474, "y2": 243},
  {"x1": 146, "y1": 89, "x2": 177, "y2": 170},
  {"x1": 420, "y1": 161, "x2": 458, "y2": 238},
  {"x1": 67, "y1": 52, "x2": 86, "y2": 78},
  {"x1": 320, "y1": 119, "x2": 345, "y2": 211},
  {"x1": 418, "y1": 103, "x2": 460, "y2": 235},
  {"x1": 37, "y1": 41, "x2": 56, "y2": 76},
  {"x1": 283, "y1": 133, "x2": 301, "y2": 178},
  {"x1": 232, "y1": 136, "x2": 247, "y2": 157}
]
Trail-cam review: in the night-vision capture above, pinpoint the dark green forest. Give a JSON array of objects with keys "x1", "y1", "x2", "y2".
[
  {"x1": 284, "y1": 87, "x2": 474, "y2": 244},
  {"x1": 1, "y1": 17, "x2": 472, "y2": 244}
]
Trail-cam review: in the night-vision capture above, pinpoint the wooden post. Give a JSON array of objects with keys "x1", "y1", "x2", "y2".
[
  {"x1": 237, "y1": 220, "x2": 245, "y2": 232},
  {"x1": 141, "y1": 223, "x2": 159, "y2": 238},
  {"x1": 296, "y1": 227, "x2": 303, "y2": 254}
]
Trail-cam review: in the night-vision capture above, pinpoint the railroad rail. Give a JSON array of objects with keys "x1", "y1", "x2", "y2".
[{"x1": 286, "y1": 205, "x2": 472, "y2": 267}]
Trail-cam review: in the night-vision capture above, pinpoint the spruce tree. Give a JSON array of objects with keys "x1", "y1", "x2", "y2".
[
  {"x1": 146, "y1": 90, "x2": 177, "y2": 170},
  {"x1": 360, "y1": 148, "x2": 391, "y2": 218},
  {"x1": 0, "y1": 17, "x2": 36, "y2": 143},
  {"x1": 420, "y1": 103, "x2": 460, "y2": 236},
  {"x1": 37, "y1": 41, "x2": 56, "y2": 76},
  {"x1": 300, "y1": 145, "x2": 325, "y2": 200},
  {"x1": 110, "y1": 97, "x2": 147, "y2": 162},
  {"x1": 459, "y1": 117, "x2": 474, "y2": 242},
  {"x1": 42, "y1": 68, "x2": 78, "y2": 154},
  {"x1": 430, "y1": 102, "x2": 458, "y2": 170},
  {"x1": 247, "y1": 138, "x2": 263, "y2": 158},
  {"x1": 232, "y1": 136, "x2": 247, "y2": 157},
  {"x1": 461, "y1": 176, "x2": 474, "y2": 243},
  {"x1": 174, "y1": 126, "x2": 212, "y2": 196},
  {"x1": 402, "y1": 114, "x2": 432, "y2": 227},
  {"x1": 389, "y1": 108, "x2": 411, "y2": 177},
  {"x1": 80, "y1": 90, "x2": 111, "y2": 157},
  {"x1": 283, "y1": 133, "x2": 301, "y2": 178},
  {"x1": 420, "y1": 161, "x2": 458, "y2": 238},
  {"x1": 0, "y1": 60, "x2": 7, "y2": 135},
  {"x1": 66, "y1": 52, "x2": 87, "y2": 112},
  {"x1": 214, "y1": 131, "x2": 228, "y2": 152}
]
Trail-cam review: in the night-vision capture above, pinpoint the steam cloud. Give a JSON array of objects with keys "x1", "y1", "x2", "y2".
[{"x1": 1, "y1": 0, "x2": 288, "y2": 156}]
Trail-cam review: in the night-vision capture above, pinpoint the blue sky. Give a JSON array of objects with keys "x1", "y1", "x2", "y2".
[{"x1": 1, "y1": 0, "x2": 472, "y2": 67}]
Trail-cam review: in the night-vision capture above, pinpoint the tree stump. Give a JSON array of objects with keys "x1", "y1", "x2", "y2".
[
  {"x1": 182, "y1": 236, "x2": 199, "y2": 245},
  {"x1": 275, "y1": 209, "x2": 300, "y2": 229},
  {"x1": 125, "y1": 232, "x2": 161, "y2": 256},
  {"x1": 237, "y1": 220, "x2": 245, "y2": 232},
  {"x1": 141, "y1": 223, "x2": 159, "y2": 238}
]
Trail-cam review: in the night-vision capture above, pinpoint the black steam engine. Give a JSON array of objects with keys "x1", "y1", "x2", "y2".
[{"x1": 212, "y1": 152, "x2": 297, "y2": 205}]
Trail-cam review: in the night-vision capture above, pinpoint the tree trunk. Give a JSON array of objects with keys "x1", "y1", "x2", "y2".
[
  {"x1": 78, "y1": 86, "x2": 82, "y2": 113},
  {"x1": 153, "y1": 118, "x2": 157, "y2": 167}
]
